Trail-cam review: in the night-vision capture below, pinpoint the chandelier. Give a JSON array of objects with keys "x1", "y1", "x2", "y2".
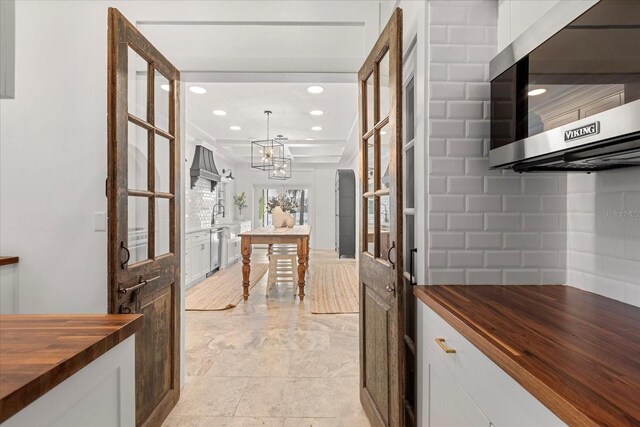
[
  {"x1": 269, "y1": 156, "x2": 292, "y2": 180},
  {"x1": 251, "y1": 111, "x2": 284, "y2": 171}
]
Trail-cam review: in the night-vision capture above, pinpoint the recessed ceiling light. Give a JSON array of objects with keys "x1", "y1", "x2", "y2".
[
  {"x1": 307, "y1": 86, "x2": 324, "y2": 94},
  {"x1": 160, "y1": 84, "x2": 170, "y2": 92},
  {"x1": 305, "y1": 137, "x2": 315, "y2": 141},
  {"x1": 230, "y1": 126, "x2": 242, "y2": 131},
  {"x1": 189, "y1": 86, "x2": 207, "y2": 94},
  {"x1": 381, "y1": 131, "x2": 387, "y2": 135},
  {"x1": 212, "y1": 110, "x2": 227, "y2": 116},
  {"x1": 310, "y1": 110, "x2": 324, "y2": 116},
  {"x1": 528, "y1": 88, "x2": 547, "y2": 96},
  {"x1": 311, "y1": 126, "x2": 323, "y2": 131}
]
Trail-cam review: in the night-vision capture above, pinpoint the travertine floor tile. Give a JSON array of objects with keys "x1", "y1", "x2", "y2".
[{"x1": 163, "y1": 250, "x2": 369, "y2": 427}]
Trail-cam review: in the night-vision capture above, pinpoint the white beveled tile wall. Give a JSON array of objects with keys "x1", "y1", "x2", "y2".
[
  {"x1": 567, "y1": 169, "x2": 640, "y2": 307},
  {"x1": 426, "y1": 0, "x2": 567, "y2": 285}
]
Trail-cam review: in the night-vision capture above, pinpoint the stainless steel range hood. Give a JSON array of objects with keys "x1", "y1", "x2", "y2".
[
  {"x1": 190, "y1": 145, "x2": 221, "y2": 191},
  {"x1": 489, "y1": 0, "x2": 640, "y2": 172}
]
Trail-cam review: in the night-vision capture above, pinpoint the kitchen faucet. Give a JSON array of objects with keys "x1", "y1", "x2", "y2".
[{"x1": 212, "y1": 202, "x2": 225, "y2": 225}]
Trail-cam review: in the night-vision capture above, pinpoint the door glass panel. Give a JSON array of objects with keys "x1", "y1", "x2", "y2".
[
  {"x1": 155, "y1": 134, "x2": 171, "y2": 193},
  {"x1": 128, "y1": 196, "x2": 149, "y2": 264},
  {"x1": 379, "y1": 194, "x2": 391, "y2": 260},
  {"x1": 128, "y1": 46, "x2": 147, "y2": 120},
  {"x1": 156, "y1": 198, "x2": 170, "y2": 256},
  {"x1": 128, "y1": 122, "x2": 148, "y2": 191},
  {"x1": 379, "y1": 50, "x2": 390, "y2": 120},
  {"x1": 366, "y1": 197, "x2": 375, "y2": 254},
  {"x1": 405, "y1": 146, "x2": 414, "y2": 209},
  {"x1": 366, "y1": 73, "x2": 375, "y2": 130},
  {"x1": 154, "y1": 71, "x2": 169, "y2": 132},
  {"x1": 366, "y1": 138, "x2": 375, "y2": 193},
  {"x1": 405, "y1": 77, "x2": 415, "y2": 143},
  {"x1": 380, "y1": 125, "x2": 391, "y2": 190}
]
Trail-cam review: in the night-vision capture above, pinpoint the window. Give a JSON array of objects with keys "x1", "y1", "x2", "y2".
[{"x1": 256, "y1": 187, "x2": 309, "y2": 227}]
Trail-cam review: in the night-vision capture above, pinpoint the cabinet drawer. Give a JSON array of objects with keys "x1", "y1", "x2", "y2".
[{"x1": 421, "y1": 304, "x2": 564, "y2": 426}]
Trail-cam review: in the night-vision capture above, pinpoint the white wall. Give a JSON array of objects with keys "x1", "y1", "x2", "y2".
[{"x1": 0, "y1": 0, "x2": 15, "y2": 99}]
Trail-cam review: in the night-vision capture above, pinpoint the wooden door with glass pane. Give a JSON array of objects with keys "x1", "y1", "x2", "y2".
[
  {"x1": 359, "y1": 8, "x2": 403, "y2": 427},
  {"x1": 107, "y1": 8, "x2": 181, "y2": 427}
]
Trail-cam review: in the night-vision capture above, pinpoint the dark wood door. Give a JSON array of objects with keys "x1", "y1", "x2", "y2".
[
  {"x1": 358, "y1": 8, "x2": 404, "y2": 427},
  {"x1": 107, "y1": 8, "x2": 181, "y2": 427}
]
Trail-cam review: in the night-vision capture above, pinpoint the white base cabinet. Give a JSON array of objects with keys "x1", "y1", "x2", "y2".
[
  {"x1": 185, "y1": 231, "x2": 211, "y2": 287},
  {"x1": 0, "y1": 263, "x2": 18, "y2": 314},
  {"x1": 1, "y1": 336, "x2": 135, "y2": 427},
  {"x1": 418, "y1": 303, "x2": 565, "y2": 427}
]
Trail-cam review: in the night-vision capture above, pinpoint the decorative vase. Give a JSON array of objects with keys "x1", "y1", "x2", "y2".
[
  {"x1": 285, "y1": 214, "x2": 295, "y2": 228},
  {"x1": 272, "y1": 206, "x2": 286, "y2": 228}
]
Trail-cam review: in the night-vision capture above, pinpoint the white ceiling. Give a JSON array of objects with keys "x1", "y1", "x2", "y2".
[
  {"x1": 130, "y1": 1, "x2": 384, "y2": 166},
  {"x1": 184, "y1": 82, "x2": 358, "y2": 165}
]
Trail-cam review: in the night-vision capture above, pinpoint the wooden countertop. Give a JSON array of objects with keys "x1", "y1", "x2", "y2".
[
  {"x1": 0, "y1": 257, "x2": 19, "y2": 266},
  {"x1": 240, "y1": 225, "x2": 311, "y2": 237},
  {"x1": 414, "y1": 285, "x2": 640, "y2": 426},
  {"x1": 0, "y1": 314, "x2": 143, "y2": 423}
]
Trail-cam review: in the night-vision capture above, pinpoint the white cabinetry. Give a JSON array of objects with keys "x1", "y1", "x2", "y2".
[
  {"x1": 0, "y1": 262, "x2": 19, "y2": 314},
  {"x1": 185, "y1": 231, "x2": 211, "y2": 287},
  {"x1": 419, "y1": 303, "x2": 565, "y2": 427}
]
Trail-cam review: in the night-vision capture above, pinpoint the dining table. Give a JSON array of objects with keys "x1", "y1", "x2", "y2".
[{"x1": 239, "y1": 225, "x2": 311, "y2": 301}]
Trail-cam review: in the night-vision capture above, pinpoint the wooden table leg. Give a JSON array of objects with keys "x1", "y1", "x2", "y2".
[
  {"x1": 241, "y1": 236, "x2": 252, "y2": 300},
  {"x1": 297, "y1": 237, "x2": 308, "y2": 301}
]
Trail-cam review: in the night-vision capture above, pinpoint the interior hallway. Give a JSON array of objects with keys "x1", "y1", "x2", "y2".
[{"x1": 163, "y1": 250, "x2": 370, "y2": 427}]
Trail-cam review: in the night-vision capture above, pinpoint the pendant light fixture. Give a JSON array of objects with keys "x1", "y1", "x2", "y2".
[
  {"x1": 251, "y1": 111, "x2": 284, "y2": 171},
  {"x1": 268, "y1": 156, "x2": 292, "y2": 180}
]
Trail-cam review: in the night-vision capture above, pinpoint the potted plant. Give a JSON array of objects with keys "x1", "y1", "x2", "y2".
[{"x1": 233, "y1": 192, "x2": 248, "y2": 219}]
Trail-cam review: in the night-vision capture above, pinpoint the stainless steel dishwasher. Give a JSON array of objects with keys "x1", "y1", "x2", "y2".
[{"x1": 209, "y1": 228, "x2": 224, "y2": 273}]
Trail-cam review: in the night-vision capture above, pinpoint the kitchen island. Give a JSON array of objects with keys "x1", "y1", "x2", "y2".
[
  {"x1": 240, "y1": 225, "x2": 311, "y2": 301},
  {"x1": 0, "y1": 314, "x2": 142, "y2": 426},
  {"x1": 415, "y1": 285, "x2": 640, "y2": 426}
]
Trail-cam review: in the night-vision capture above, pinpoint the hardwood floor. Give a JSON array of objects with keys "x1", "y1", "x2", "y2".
[{"x1": 162, "y1": 249, "x2": 370, "y2": 427}]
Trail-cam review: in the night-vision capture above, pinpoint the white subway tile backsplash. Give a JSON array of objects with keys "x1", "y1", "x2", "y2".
[
  {"x1": 465, "y1": 82, "x2": 490, "y2": 100},
  {"x1": 503, "y1": 269, "x2": 540, "y2": 285},
  {"x1": 484, "y1": 176, "x2": 521, "y2": 195},
  {"x1": 466, "y1": 232, "x2": 502, "y2": 249},
  {"x1": 485, "y1": 213, "x2": 521, "y2": 231},
  {"x1": 448, "y1": 101, "x2": 483, "y2": 119},
  {"x1": 425, "y1": 0, "x2": 569, "y2": 286},
  {"x1": 448, "y1": 213, "x2": 484, "y2": 230},
  {"x1": 449, "y1": 176, "x2": 484, "y2": 194},
  {"x1": 430, "y1": 195, "x2": 465, "y2": 213},
  {"x1": 430, "y1": 232, "x2": 465, "y2": 249},
  {"x1": 429, "y1": 157, "x2": 465, "y2": 175},
  {"x1": 503, "y1": 195, "x2": 540, "y2": 213},
  {"x1": 431, "y1": 120, "x2": 466, "y2": 138},
  {"x1": 504, "y1": 232, "x2": 540, "y2": 249},
  {"x1": 466, "y1": 195, "x2": 502, "y2": 212},
  {"x1": 447, "y1": 25, "x2": 486, "y2": 44},
  {"x1": 466, "y1": 269, "x2": 502, "y2": 284},
  {"x1": 430, "y1": 82, "x2": 466, "y2": 100},
  {"x1": 485, "y1": 251, "x2": 521, "y2": 267},
  {"x1": 447, "y1": 139, "x2": 484, "y2": 157},
  {"x1": 431, "y1": 44, "x2": 467, "y2": 62},
  {"x1": 448, "y1": 64, "x2": 485, "y2": 82},
  {"x1": 449, "y1": 250, "x2": 484, "y2": 267}
]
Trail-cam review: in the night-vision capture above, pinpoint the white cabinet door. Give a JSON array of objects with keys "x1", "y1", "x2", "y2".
[
  {"x1": 201, "y1": 235, "x2": 211, "y2": 276},
  {"x1": 190, "y1": 241, "x2": 202, "y2": 282},
  {"x1": 429, "y1": 348, "x2": 490, "y2": 427}
]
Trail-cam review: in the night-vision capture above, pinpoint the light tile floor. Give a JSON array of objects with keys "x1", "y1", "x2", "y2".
[{"x1": 163, "y1": 250, "x2": 370, "y2": 427}]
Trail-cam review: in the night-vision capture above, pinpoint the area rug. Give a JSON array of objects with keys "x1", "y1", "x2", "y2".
[
  {"x1": 186, "y1": 262, "x2": 268, "y2": 311},
  {"x1": 310, "y1": 262, "x2": 359, "y2": 314}
]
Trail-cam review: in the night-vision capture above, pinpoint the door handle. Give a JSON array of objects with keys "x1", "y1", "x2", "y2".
[
  {"x1": 387, "y1": 241, "x2": 396, "y2": 269},
  {"x1": 118, "y1": 275, "x2": 159, "y2": 294},
  {"x1": 119, "y1": 241, "x2": 130, "y2": 269}
]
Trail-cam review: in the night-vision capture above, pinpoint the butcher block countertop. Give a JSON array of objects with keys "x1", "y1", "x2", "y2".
[
  {"x1": 414, "y1": 285, "x2": 640, "y2": 426},
  {"x1": 0, "y1": 314, "x2": 143, "y2": 423},
  {"x1": 0, "y1": 257, "x2": 19, "y2": 266}
]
